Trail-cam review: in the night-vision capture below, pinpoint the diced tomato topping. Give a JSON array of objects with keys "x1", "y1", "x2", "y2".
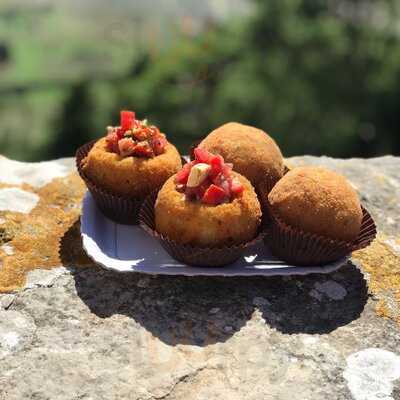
[
  {"x1": 133, "y1": 129, "x2": 148, "y2": 141},
  {"x1": 106, "y1": 132, "x2": 119, "y2": 153},
  {"x1": 220, "y1": 179, "x2": 231, "y2": 195},
  {"x1": 194, "y1": 147, "x2": 211, "y2": 164},
  {"x1": 230, "y1": 179, "x2": 244, "y2": 196},
  {"x1": 195, "y1": 178, "x2": 212, "y2": 199},
  {"x1": 149, "y1": 126, "x2": 161, "y2": 136},
  {"x1": 152, "y1": 135, "x2": 167, "y2": 155},
  {"x1": 133, "y1": 141, "x2": 153, "y2": 157},
  {"x1": 118, "y1": 138, "x2": 136, "y2": 157},
  {"x1": 209, "y1": 154, "x2": 224, "y2": 178},
  {"x1": 175, "y1": 146, "x2": 244, "y2": 204},
  {"x1": 202, "y1": 184, "x2": 226, "y2": 205},
  {"x1": 120, "y1": 111, "x2": 135, "y2": 131},
  {"x1": 175, "y1": 163, "x2": 191, "y2": 184},
  {"x1": 116, "y1": 127, "x2": 125, "y2": 140},
  {"x1": 105, "y1": 111, "x2": 169, "y2": 158},
  {"x1": 222, "y1": 163, "x2": 233, "y2": 178},
  {"x1": 211, "y1": 172, "x2": 225, "y2": 188}
]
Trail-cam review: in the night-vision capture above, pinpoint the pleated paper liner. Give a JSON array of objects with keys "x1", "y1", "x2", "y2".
[
  {"x1": 139, "y1": 191, "x2": 266, "y2": 267},
  {"x1": 264, "y1": 203, "x2": 377, "y2": 266}
]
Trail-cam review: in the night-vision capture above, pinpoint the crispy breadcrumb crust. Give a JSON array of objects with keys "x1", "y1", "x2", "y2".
[
  {"x1": 81, "y1": 137, "x2": 182, "y2": 198},
  {"x1": 200, "y1": 122, "x2": 284, "y2": 186},
  {"x1": 155, "y1": 172, "x2": 262, "y2": 247},
  {"x1": 267, "y1": 166, "x2": 363, "y2": 242}
]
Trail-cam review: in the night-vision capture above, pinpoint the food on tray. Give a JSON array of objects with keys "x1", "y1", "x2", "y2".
[
  {"x1": 267, "y1": 166, "x2": 363, "y2": 242},
  {"x1": 81, "y1": 110, "x2": 182, "y2": 198},
  {"x1": 154, "y1": 147, "x2": 262, "y2": 247},
  {"x1": 199, "y1": 122, "x2": 284, "y2": 190}
]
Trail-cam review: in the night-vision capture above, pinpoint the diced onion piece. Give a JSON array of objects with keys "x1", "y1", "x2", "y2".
[{"x1": 186, "y1": 163, "x2": 211, "y2": 188}]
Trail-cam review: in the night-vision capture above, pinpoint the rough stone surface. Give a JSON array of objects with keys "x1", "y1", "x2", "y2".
[
  {"x1": 0, "y1": 156, "x2": 74, "y2": 188},
  {"x1": 344, "y1": 348, "x2": 400, "y2": 400},
  {"x1": 0, "y1": 188, "x2": 39, "y2": 213},
  {"x1": 0, "y1": 155, "x2": 399, "y2": 399}
]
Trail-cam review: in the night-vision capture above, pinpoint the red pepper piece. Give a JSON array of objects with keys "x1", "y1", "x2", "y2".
[
  {"x1": 194, "y1": 147, "x2": 211, "y2": 164},
  {"x1": 152, "y1": 135, "x2": 167, "y2": 155},
  {"x1": 209, "y1": 154, "x2": 224, "y2": 179},
  {"x1": 120, "y1": 110, "x2": 136, "y2": 131},
  {"x1": 202, "y1": 184, "x2": 226, "y2": 205},
  {"x1": 175, "y1": 163, "x2": 192, "y2": 184},
  {"x1": 116, "y1": 127, "x2": 125, "y2": 140}
]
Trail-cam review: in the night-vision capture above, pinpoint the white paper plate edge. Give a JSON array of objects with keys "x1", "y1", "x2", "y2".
[{"x1": 80, "y1": 191, "x2": 349, "y2": 277}]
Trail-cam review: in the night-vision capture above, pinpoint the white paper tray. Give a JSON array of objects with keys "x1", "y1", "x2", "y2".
[{"x1": 80, "y1": 192, "x2": 348, "y2": 276}]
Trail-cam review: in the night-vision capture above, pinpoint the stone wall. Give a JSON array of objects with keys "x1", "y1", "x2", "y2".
[{"x1": 0, "y1": 155, "x2": 399, "y2": 400}]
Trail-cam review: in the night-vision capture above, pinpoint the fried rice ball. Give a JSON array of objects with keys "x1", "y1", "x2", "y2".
[
  {"x1": 199, "y1": 122, "x2": 284, "y2": 187},
  {"x1": 155, "y1": 172, "x2": 262, "y2": 247},
  {"x1": 81, "y1": 137, "x2": 182, "y2": 198},
  {"x1": 267, "y1": 166, "x2": 363, "y2": 242}
]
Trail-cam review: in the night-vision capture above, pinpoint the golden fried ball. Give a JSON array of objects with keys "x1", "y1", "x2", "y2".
[
  {"x1": 155, "y1": 172, "x2": 262, "y2": 247},
  {"x1": 267, "y1": 166, "x2": 363, "y2": 242},
  {"x1": 200, "y1": 122, "x2": 284, "y2": 187},
  {"x1": 82, "y1": 137, "x2": 182, "y2": 198}
]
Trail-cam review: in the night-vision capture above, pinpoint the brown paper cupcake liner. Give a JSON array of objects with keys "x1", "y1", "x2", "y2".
[
  {"x1": 265, "y1": 203, "x2": 377, "y2": 266},
  {"x1": 76, "y1": 141, "x2": 187, "y2": 225},
  {"x1": 139, "y1": 191, "x2": 265, "y2": 267}
]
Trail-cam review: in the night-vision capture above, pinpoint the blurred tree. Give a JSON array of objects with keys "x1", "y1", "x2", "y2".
[
  {"x1": 32, "y1": 0, "x2": 400, "y2": 160},
  {"x1": 116, "y1": 0, "x2": 400, "y2": 157},
  {"x1": 46, "y1": 81, "x2": 95, "y2": 158},
  {"x1": 0, "y1": 42, "x2": 9, "y2": 65},
  {"x1": 241, "y1": 0, "x2": 400, "y2": 156}
]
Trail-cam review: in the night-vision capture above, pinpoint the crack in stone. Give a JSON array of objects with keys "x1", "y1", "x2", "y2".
[{"x1": 143, "y1": 366, "x2": 208, "y2": 400}]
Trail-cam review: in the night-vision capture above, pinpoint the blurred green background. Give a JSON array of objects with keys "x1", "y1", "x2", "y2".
[{"x1": 1, "y1": 0, "x2": 400, "y2": 161}]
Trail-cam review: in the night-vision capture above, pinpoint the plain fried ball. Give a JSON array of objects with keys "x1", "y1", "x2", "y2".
[
  {"x1": 200, "y1": 122, "x2": 284, "y2": 187},
  {"x1": 267, "y1": 166, "x2": 363, "y2": 242}
]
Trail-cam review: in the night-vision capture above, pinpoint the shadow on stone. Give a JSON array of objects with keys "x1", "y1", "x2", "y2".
[
  {"x1": 59, "y1": 224, "x2": 368, "y2": 344},
  {"x1": 59, "y1": 219, "x2": 93, "y2": 268},
  {"x1": 70, "y1": 267, "x2": 254, "y2": 346},
  {"x1": 258, "y1": 261, "x2": 369, "y2": 334}
]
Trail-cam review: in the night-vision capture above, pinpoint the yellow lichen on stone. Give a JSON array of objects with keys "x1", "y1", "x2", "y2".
[
  {"x1": 0, "y1": 173, "x2": 93, "y2": 293},
  {"x1": 352, "y1": 235, "x2": 400, "y2": 325},
  {"x1": 0, "y1": 213, "x2": 24, "y2": 245}
]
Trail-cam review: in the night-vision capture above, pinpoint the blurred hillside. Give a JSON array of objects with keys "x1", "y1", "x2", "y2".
[{"x1": 0, "y1": 0, "x2": 400, "y2": 161}]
